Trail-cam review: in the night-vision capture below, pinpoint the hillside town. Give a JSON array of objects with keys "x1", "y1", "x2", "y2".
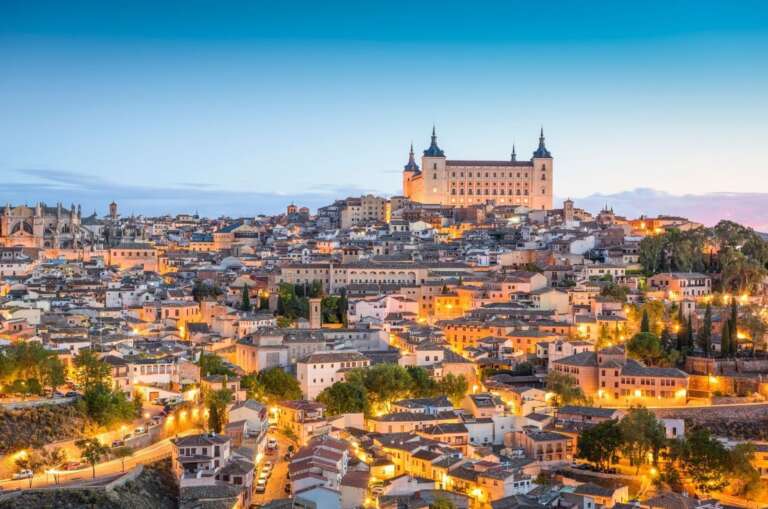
[{"x1": 1, "y1": 171, "x2": 768, "y2": 509}]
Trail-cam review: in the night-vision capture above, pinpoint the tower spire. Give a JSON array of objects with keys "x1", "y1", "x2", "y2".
[
  {"x1": 403, "y1": 142, "x2": 420, "y2": 172},
  {"x1": 423, "y1": 125, "x2": 445, "y2": 157},
  {"x1": 533, "y1": 126, "x2": 552, "y2": 158},
  {"x1": 511, "y1": 143, "x2": 517, "y2": 162}
]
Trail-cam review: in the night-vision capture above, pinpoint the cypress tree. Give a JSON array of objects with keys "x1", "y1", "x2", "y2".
[
  {"x1": 676, "y1": 307, "x2": 687, "y2": 350},
  {"x1": 697, "y1": 304, "x2": 712, "y2": 356},
  {"x1": 640, "y1": 309, "x2": 650, "y2": 334},
  {"x1": 721, "y1": 320, "x2": 731, "y2": 358},
  {"x1": 686, "y1": 314, "x2": 694, "y2": 350},
  {"x1": 729, "y1": 298, "x2": 738, "y2": 338},
  {"x1": 240, "y1": 284, "x2": 251, "y2": 311}
]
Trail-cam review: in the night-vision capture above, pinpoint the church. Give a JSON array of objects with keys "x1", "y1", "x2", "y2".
[
  {"x1": 402, "y1": 127, "x2": 553, "y2": 210},
  {"x1": 0, "y1": 203, "x2": 84, "y2": 249}
]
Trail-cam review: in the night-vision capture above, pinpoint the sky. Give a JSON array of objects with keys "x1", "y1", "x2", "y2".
[{"x1": 1, "y1": 0, "x2": 767, "y2": 221}]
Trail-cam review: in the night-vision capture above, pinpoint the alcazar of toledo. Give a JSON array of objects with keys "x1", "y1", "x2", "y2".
[{"x1": 403, "y1": 127, "x2": 554, "y2": 210}]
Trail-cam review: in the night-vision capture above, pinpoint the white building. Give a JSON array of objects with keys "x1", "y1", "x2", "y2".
[
  {"x1": 347, "y1": 294, "x2": 419, "y2": 324},
  {"x1": 297, "y1": 350, "x2": 370, "y2": 400}
]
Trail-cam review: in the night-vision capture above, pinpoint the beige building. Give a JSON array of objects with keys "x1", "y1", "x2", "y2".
[
  {"x1": 340, "y1": 195, "x2": 388, "y2": 228},
  {"x1": 403, "y1": 127, "x2": 553, "y2": 210}
]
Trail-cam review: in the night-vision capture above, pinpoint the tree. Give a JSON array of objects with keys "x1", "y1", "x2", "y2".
[
  {"x1": 430, "y1": 495, "x2": 457, "y2": 509},
  {"x1": 407, "y1": 366, "x2": 438, "y2": 398},
  {"x1": 438, "y1": 374, "x2": 469, "y2": 407},
  {"x1": 576, "y1": 419, "x2": 622, "y2": 471},
  {"x1": 721, "y1": 320, "x2": 732, "y2": 358},
  {"x1": 697, "y1": 304, "x2": 713, "y2": 356},
  {"x1": 206, "y1": 388, "x2": 233, "y2": 433},
  {"x1": 73, "y1": 350, "x2": 111, "y2": 390},
  {"x1": 75, "y1": 438, "x2": 109, "y2": 479},
  {"x1": 79, "y1": 383, "x2": 137, "y2": 427},
  {"x1": 601, "y1": 283, "x2": 629, "y2": 303},
  {"x1": 198, "y1": 353, "x2": 235, "y2": 377},
  {"x1": 317, "y1": 382, "x2": 367, "y2": 416},
  {"x1": 111, "y1": 446, "x2": 135, "y2": 473},
  {"x1": 627, "y1": 332, "x2": 664, "y2": 366},
  {"x1": 15, "y1": 450, "x2": 44, "y2": 488},
  {"x1": 729, "y1": 443, "x2": 764, "y2": 499},
  {"x1": 240, "y1": 284, "x2": 251, "y2": 312},
  {"x1": 640, "y1": 310, "x2": 650, "y2": 333},
  {"x1": 545, "y1": 371, "x2": 589, "y2": 407},
  {"x1": 40, "y1": 447, "x2": 66, "y2": 485},
  {"x1": 619, "y1": 407, "x2": 666, "y2": 474},
  {"x1": 671, "y1": 428, "x2": 730, "y2": 493},
  {"x1": 345, "y1": 363, "x2": 413, "y2": 413},
  {"x1": 251, "y1": 367, "x2": 302, "y2": 403}
]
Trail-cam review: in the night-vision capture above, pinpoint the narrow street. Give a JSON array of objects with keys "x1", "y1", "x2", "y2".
[{"x1": 250, "y1": 429, "x2": 294, "y2": 505}]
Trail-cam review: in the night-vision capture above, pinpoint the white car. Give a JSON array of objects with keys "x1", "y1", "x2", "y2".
[
  {"x1": 267, "y1": 437, "x2": 278, "y2": 449},
  {"x1": 13, "y1": 469, "x2": 33, "y2": 480}
]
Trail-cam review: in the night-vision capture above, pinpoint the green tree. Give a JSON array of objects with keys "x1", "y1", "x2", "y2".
[
  {"x1": 73, "y1": 350, "x2": 112, "y2": 390},
  {"x1": 75, "y1": 438, "x2": 109, "y2": 479},
  {"x1": 640, "y1": 310, "x2": 650, "y2": 333},
  {"x1": 697, "y1": 304, "x2": 713, "y2": 356},
  {"x1": 671, "y1": 428, "x2": 730, "y2": 493},
  {"x1": 316, "y1": 382, "x2": 367, "y2": 416},
  {"x1": 111, "y1": 446, "x2": 135, "y2": 473},
  {"x1": 627, "y1": 332, "x2": 664, "y2": 366},
  {"x1": 240, "y1": 284, "x2": 251, "y2": 311},
  {"x1": 429, "y1": 495, "x2": 457, "y2": 509},
  {"x1": 619, "y1": 407, "x2": 666, "y2": 474},
  {"x1": 721, "y1": 320, "x2": 732, "y2": 358},
  {"x1": 407, "y1": 366, "x2": 438, "y2": 398},
  {"x1": 437, "y1": 374, "x2": 469, "y2": 407},
  {"x1": 576, "y1": 419, "x2": 622, "y2": 471},
  {"x1": 545, "y1": 371, "x2": 589, "y2": 407},
  {"x1": 79, "y1": 383, "x2": 137, "y2": 427},
  {"x1": 198, "y1": 353, "x2": 235, "y2": 377},
  {"x1": 345, "y1": 363, "x2": 413, "y2": 413},
  {"x1": 601, "y1": 283, "x2": 629, "y2": 303},
  {"x1": 251, "y1": 367, "x2": 302, "y2": 402},
  {"x1": 206, "y1": 388, "x2": 233, "y2": 433}
]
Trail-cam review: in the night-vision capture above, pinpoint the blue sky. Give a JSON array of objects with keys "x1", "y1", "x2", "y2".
[{"x1": 1, "y1": 1, "x2": 767, "y2": 218}]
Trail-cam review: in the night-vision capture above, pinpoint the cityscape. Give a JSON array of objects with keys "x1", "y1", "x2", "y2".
[{"x1": 2, "y1": 2, "x2": 768, "y2": 509}]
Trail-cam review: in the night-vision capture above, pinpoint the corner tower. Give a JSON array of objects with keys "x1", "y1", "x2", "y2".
[
  {"x1": 531, "y1": 127, "x2": 553, "y2": 210},
  {"x1": 420, "y1": 126, "x2": 447, "y2": 205}
]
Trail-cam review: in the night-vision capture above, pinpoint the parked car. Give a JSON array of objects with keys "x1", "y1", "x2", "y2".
[
  {"x1": 255, "y1": 479, "x2": 266, "y2": 493},
  {"x1": 262, "y1": 461, "x2": 273, "y2": 472},
  {"x1": 134, "y1": 426, "x2": 146, "y2": 435},
  {"x1": 111, "y1": 439, "x2": 125, "y2": 448},
  {"x1": 371, "y1": 485, "x2": 385, "y2": 496},
  {"x1": 64, "y1": 391, "x2": 79, "y2": 398},
  {"x1": 284, "y1": 484, "x2": 291, "y2": 494},
  {"x1": 12, "y1": 469, "x2": 33, "y2": 480}
]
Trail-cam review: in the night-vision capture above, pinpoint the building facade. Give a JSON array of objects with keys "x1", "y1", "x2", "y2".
[
  {"x1": 0, "y1": 203, "x2": 84, "y2": 248},
  {"x1": 403, "y1": 127, "x2": 553, "y2": 210}
]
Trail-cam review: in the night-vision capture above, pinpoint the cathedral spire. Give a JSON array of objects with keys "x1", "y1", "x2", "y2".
[
  {"x1": 511, "y1": 143, "x2": 517, "y2": 162},
  {"x1": 533, "y1": 126, "x2": 552, "y2": 158}
]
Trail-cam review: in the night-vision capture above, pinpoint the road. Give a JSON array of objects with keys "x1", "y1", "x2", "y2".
[
  {"x1": 0, "y1": 403, "x2": 165, "y2": 479},
  {"x1": 0, "y1": 429, "x2": 199, "y2": 491},
  {"x1": 251, "y1": 429, "x2": 294, "y2": 505}
]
